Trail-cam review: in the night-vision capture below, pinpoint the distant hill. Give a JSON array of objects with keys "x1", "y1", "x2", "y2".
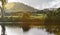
[
  {"x1": 5, "y1": 2, "x2": 38, "y2": 13},
  {"x1": 4, "y1": 2, "x2": 60, "y2": 16}
]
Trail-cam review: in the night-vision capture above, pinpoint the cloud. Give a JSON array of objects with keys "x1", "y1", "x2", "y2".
[{"x1": 51, "y1": 1, "x2": 60, "y2": 8}]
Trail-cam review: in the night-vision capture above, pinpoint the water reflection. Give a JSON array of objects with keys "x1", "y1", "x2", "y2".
[
  {"x1": 4, "y1": 26, "x2": 55, "y2": 35},
  {"x1": 0, "y1": 26, "x2": 1, "y2": 35},
  {"x1": 0, "y1": 25, "x2": 55, "y2": 35}
]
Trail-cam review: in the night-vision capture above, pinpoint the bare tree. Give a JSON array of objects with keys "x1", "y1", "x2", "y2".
[{"x1": 0, "y1": 0, "x2": 7, "y2": 35}]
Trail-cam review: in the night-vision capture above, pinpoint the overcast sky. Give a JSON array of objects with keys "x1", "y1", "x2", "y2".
[{"x1": 0, "y1": 0, "x2": 60, "y2": 10}]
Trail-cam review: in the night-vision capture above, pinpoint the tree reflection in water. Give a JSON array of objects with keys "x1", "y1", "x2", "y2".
[{"x1": 5, "y1": 26, "x2": 55, "y2": 35}]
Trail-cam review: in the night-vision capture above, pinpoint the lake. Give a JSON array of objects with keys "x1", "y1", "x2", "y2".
[{"x1": 0, "y1": 25, "x2": 55, "y2": 35}]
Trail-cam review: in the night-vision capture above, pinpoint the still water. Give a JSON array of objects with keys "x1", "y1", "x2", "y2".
[{"x1": 0, "y1": 25, "x2": 55, "y2": 35}]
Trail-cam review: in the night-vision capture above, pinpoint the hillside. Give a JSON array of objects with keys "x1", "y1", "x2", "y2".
[{"x1": 5, "y1": 2, "x2": 38, "y2": 13}]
